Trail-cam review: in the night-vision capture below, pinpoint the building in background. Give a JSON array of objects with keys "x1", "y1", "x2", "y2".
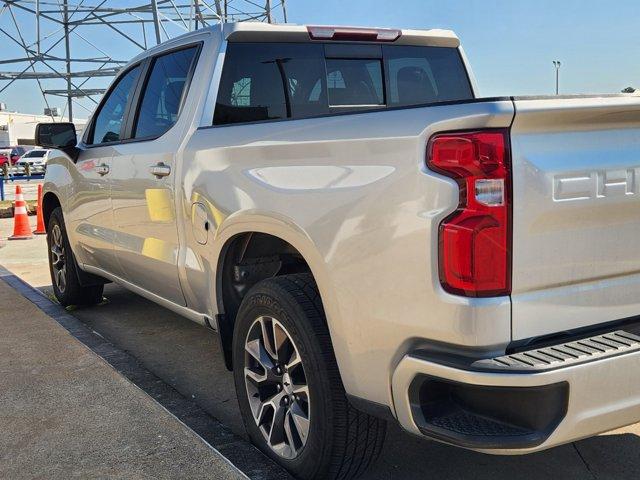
[{"x1": 0, "y1": 108, "x2": 86, "y2": 147}]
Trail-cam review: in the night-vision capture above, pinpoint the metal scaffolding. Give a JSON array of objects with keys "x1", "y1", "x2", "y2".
[{"x1": 0, "y1": 0, "x2": 288, "y2": 121}]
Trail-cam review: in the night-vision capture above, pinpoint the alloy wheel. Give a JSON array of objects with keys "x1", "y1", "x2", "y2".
[
  {"x1": 50, "y1": 223, "x2": 67, "y2": 293},
  {"x1": 244, "y1": 315, "x2": 310, "y2": 459}
]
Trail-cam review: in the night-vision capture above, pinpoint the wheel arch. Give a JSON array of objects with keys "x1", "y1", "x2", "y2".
[
  {"x1": 212, "y1": 217, "x2": 337, "y2": 372},
  {"x1": 43, "y1": 190, "x2": 108, "y2": 288},
  {"x1": 42, "y1": 191, "x2": 61, "y2": 229}
]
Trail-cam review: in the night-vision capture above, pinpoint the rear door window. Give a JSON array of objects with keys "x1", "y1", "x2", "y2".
[
  {"x1": 134, "y1": 46, "x2": 199, "y2": 139},
  {"x1": 214, "y1": 43, "x2": 326, "y2": 125}
]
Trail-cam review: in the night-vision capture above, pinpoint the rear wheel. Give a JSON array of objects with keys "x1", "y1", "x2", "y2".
[
  {"x1": 47, "y1": 207, "x2": 104, "y2": 307},
  {"x1": 233, "y1": 273, "x2": 386, "y2": 479}
]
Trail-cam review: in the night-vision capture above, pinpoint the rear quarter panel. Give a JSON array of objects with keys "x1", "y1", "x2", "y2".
[{"x1": 180, "y1": 100, "x2": 514, "y2": 407}]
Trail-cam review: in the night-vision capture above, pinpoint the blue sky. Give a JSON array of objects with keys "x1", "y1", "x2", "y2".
[
  {"x1": 0, "y1": 0, "x2": 638, "y2": 117},
  {"x1": 290, "y1": 0, "x2": 640, "y2": 96}
]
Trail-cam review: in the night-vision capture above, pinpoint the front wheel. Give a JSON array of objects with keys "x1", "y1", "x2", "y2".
[
  {"x1": 47, "y1": 207, "x2": 104, "y2": 307},
  {"x1": 233, "y1": 274, "x2": 386, "y2": 480}
]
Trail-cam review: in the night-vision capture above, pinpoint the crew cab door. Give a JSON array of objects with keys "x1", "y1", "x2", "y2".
[
  {"x1": 108, "y1": 45, "x2": 200, "y2": 305},
  {"x1": 66, "y1": 64, "x2": 142, "y2": 277}
]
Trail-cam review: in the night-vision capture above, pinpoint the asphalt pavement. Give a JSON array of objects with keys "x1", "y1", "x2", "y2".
[{"x1": 2, "y1": 215, "x2": 640, "y2": 479}]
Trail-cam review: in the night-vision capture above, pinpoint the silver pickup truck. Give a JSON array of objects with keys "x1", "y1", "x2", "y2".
[{"x1": 37, "y1": 22, "x2": 640, "y2": 480}]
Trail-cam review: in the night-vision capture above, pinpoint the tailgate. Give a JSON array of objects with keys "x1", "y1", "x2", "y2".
[{"x1": 510, "y1": 96, "x2": 640, "y2": 340}]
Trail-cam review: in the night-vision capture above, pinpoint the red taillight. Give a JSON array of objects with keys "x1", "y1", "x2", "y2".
[{"x1": 427, "y1": 130, "x2": 511, "y2": 297}]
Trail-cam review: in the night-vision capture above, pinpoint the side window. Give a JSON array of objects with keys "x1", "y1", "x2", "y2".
[
  {"x1": 214, "y1": 43, "x2": 325, "y2": 125},
  {"x1": 90, "y1": 65, "x2": 140, "y2": 145},
  {"x1": 325, "y1": 59, "x2": 384, "y2": 108},
  {"x1": 134, "y1": 46, "x2": 198, "y2": 139},
  {"x1": 384, "y1": 46, "x2": 473, "y2": 106}
]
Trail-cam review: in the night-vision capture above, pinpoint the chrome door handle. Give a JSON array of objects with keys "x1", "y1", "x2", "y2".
[
  {"x1": 149, "y1": 162, "x2": 171, "y2": 179},
  {"x1": 95, "y1": 163, "x2": 110, "y2": 176}
]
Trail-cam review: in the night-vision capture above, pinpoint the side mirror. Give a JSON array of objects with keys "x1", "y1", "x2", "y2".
[{"x1": 35, "y1": 122, "x2": 80, "y2": 162}]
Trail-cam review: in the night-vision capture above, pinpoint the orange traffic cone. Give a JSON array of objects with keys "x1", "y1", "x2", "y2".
[
  {"x1": 33, "y1": 184, "x2": 46, "y2": 235},
  {"x1": 8, "y1": 185, "x2": 33, "y2": 240}
]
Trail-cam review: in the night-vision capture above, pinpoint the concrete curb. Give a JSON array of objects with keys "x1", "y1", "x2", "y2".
[{"x1": 0, "y1": 266, "x2": 294, "y2": 480}]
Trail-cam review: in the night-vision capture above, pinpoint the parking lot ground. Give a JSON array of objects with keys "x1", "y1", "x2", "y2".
[
  {"x1": 3, "y1": 216, "x2": 640, "y2": 479},
  {"x1": 0, "y1": 216, "x2": 49, "y2": 286},
  {"x1": 0, "y1": 272, "x2": 246, "y2": 480}
]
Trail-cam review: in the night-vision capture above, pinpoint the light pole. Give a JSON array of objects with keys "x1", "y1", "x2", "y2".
[{"x1": 552, "y1": 60, "x2": 561, "y2": 95}]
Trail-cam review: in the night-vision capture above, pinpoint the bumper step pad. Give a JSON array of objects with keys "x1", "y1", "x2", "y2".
[{"x1": 473, "y1": 330, "x2": 640, "y2": 372}]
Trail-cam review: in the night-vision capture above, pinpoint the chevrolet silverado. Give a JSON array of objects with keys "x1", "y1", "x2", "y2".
[{"x1": 37, "y1": 22, "x2": 640, "y2": 480}]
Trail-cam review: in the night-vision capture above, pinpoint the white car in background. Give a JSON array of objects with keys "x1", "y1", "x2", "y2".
[{"x1": 15, "y1": 148, "x2": 50, "y2": 174}]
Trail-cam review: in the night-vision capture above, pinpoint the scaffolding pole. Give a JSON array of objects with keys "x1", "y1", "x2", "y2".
[
  {"x1": 63, "y1": 0, "x2": 73, "y2": 121},
  {"x1": 0, "y1": 0, "x2": 288, "y2": 120}
]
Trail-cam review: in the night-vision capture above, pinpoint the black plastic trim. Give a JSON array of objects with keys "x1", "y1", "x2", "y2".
[
  {"x1": 346, "y1": 394, "x2": 395, "y2": 422},
  {"x1": 216, "y1": 313, "x2": 234, "y2": 371},
  {"x1": 409, "y1": 375, "x2": 568, "y2": 449}
]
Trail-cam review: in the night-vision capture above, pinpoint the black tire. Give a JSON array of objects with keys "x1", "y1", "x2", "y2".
[
  {"x1": 47, "y1": 207, "x2": 104, "y2": 307},
  {"x1": 233, "y1": 273, "x2": 386, "y2": 480}
]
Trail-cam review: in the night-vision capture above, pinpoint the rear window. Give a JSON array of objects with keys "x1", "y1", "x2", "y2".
[
  {"x1": 214, "y1": 42, "x2": 473, "y2": 126},
  {"x1": 384, "y1": 46, "x2": 473, "y2": 107},
  {"x1": 326, "y1": 58, "x2": 384, "y2": 107}
]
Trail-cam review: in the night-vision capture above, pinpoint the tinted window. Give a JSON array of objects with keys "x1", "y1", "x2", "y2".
[
  {"x1": 215, "y1": 43, "x2": 330, "y2": 124},
  {"x1": 384, "y1": 46, "x2": 473, "y2": 106},
  {"x1": 90, "y1": 66, "x2": 140, "y2": 144},
  {"x1": 326, "y1": 59, "x2": 384, "y2": 107},
  {"x1": 213, "y1": 42, "x2": 473, "y2": 126},
  {"x1": 280, "y1": 45, "x2": 326, "y2": 119},
  {"x1": 134, "y1": 46, "x2": 198, "y2": 139}
]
